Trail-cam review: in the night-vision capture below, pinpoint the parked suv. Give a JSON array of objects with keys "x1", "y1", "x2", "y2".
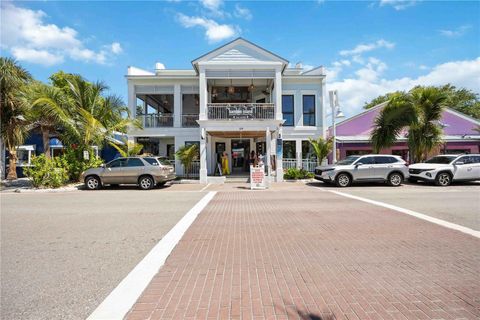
[
  {"x1": 408, "y1": 154, "x2": 480, "y2": 186},
  {"x1": 81, "y1": 156, "x2": 176, "y2": 190},
  {"x1": 314, "y1": 154, "x2": 409, "y2": 187}
]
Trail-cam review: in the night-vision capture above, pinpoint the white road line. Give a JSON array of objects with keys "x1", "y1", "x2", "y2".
[
  {"x1": 86, "y1": 191, "x2": 217, "y2": 320},
  {"x1": 199, "y1": 183, "x2": 211, "y2": 192},
  {"x1": 327, "y1": 190, "x2": 480, "y2": 239}
]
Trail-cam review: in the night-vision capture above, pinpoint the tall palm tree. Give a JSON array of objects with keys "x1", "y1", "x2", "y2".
[
  {"x1": 108, "y1": 138, "x2": 143, "y2": 157},
  {"x1": 0, "y1": 58, "x2": 32, "y2": 180},
  {"x1": 308, "y1": 137, "x2": 333, "y2": 165},
  {"x1": 370, "y1": 87, "x2": 448, "y2": 163}
]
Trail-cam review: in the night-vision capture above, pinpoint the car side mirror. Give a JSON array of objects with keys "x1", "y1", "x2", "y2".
[
  {"x1": 355, "y1": 162, "x2": 363, "y2": 167},
  {"x1": 455, "y1": 161, "x2": 464, "y2": 165}
]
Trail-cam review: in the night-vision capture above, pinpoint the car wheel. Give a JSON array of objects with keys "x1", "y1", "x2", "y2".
[
  {"x1": 387, "y1": 172, "x2": 403, "y2": 186},
  {"x1": 435, "y1": 172, "x2": 452, "y2": 186},
  {"x1": 138, "y1": 176, "x2": 154, "y2": 190},
  {"x1": 85, "y1": 176, "x2": 101, "y2": 190},
  {"x1": 335, "y1": 173, "x2": 351, "y2": 187}
]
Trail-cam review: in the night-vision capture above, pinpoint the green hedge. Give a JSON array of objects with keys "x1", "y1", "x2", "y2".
[{"x1": 284, "y1": 167, "x2": 314, "y2": 180}]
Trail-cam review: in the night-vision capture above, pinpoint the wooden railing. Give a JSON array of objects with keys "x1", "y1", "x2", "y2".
[{"x1": 207, "y1": 103, "x2": 274, "y2": 120}]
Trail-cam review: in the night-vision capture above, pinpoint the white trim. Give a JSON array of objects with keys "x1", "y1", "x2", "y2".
[
  {"x1": 86, "y1": 191, "x2": 217, "y2": 320},
  {"x1": 328, "y1": 190, "x2": 480, "y2": 239}
]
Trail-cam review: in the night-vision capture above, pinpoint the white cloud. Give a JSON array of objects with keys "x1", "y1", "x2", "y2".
[
  {"x1": 177, "y1": 13, "x2": 237, "y2": 43},
  {"x1": 439, "y1": 25, "x2": 471, "y2": 38},
  {"x1": 1, "y1": 2, "x2": 122, "y2": 66},
  {"x1": 200, "y1": 0, "x2": 222, "y2": 11},
  {"x1": 234, "y1": 4, "x2": 252, "y2": 20},
  {"x1": 340, "y1": 39, "x2": 395, "y2": 56},
  {"x1": 379, "y1": 0, "x2": 418, "y2": 10},
  {"x1": 329, "y1": 57, "x2": 480, "y2": 117}
]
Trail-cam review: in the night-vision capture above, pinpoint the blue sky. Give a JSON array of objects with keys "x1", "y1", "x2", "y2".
[{"x1": 1, "y1": 0, "x2": 479, "y2": 116}]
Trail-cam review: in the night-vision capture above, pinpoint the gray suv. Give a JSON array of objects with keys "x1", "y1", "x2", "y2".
[
  {"x1": 81, "y1": 157, "x2": 176, "y2": 190},
  {"x1": 314, "y1": 154, "x2": 409, "y2": 187}
]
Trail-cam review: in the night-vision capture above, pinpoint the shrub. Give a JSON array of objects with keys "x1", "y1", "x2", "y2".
[
  {"x1": 60, "y1": 147, "x2": 104, "y2": 182},
  {"x1": 283, "y1": 167, "x2": 314, "y2": 180},
  {"x1": 24, "y1": 155, "x2": 69, "y2": 188}
]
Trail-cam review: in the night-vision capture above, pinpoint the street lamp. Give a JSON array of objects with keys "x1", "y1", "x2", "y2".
[{"x1": 329, "y1": 90, "x2": 345, "y2": 164}]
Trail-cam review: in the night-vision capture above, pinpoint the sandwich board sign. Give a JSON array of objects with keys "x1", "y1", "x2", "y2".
[{"x1": 250, "y1": 165, "x2": 267, "y2": 190}]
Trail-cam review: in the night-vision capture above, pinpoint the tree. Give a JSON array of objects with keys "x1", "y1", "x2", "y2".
[
  {"x1": 175, "y1": 144, "x2": 199, "y2": 178},
  {"x1": 364, "y1": 84, "x2": 480, "y2": 119},
  {"x1": 370, "y1": 87, "x2": 448, "y2": 163},
  {"x1": 308, "y1": 137, "x2": 333, "y2": 165},
  {"x1": 0, "y1": 58, "x2": 32, "y2": 180},
  {"x1": 108, "y1": 139, "x2": 143, "y2": 157}
]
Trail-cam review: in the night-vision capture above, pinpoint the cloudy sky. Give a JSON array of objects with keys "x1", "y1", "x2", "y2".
[{"x1": 1, "y1": 0, "x2": 479, "y2": 116}]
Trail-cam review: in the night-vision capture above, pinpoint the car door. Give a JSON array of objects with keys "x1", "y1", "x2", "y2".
[
  {"x1": 453, "y1": 156, "x2": 478, "y2": 180},
  {"x1": 373, "y1": 156, "x2": 393, "y2": 180},
  {"x1": 102, "y1": 158, "x2": 127, "y2": 184},
  {"x1": 470, "y1": 156, "x2": 480, "y2": 180},
  {"x1": 123, "y1": 158, "x2": 146, "y2": 184},
  {"x1": 352, "y1": 156, "x2": 375, "y2": 180}
]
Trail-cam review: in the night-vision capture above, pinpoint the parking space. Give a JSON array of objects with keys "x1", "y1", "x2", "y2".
[
  {"x1": 0, "y1": 189, "x2": 207, "y2": 320},
  {"x1": 308, "y1": 181, "x2": 480, "y2": 231}
]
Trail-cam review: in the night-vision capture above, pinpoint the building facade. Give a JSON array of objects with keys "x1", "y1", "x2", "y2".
[
  {"x1": 127, "y1": 38, "x2": 326, "y2": 183},
  {"x1": 329, "y1": 102, "x2": 480, "y2": 162}
]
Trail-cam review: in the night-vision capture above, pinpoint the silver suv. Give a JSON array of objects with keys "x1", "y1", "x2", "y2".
[
  {"x1": 81, "y1": 157, "x2": 176, "y2": 190},
  {"x1": 314, "y1": 154, "x2": 409, "y2": 187}
]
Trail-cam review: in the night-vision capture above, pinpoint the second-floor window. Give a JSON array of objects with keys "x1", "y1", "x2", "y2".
[
  {"x1": 303, "y1": 95, "x2": 315, "y2": 126},
  {"x1": 282, "y1": 95, "x2": 294, "y2": 126}
]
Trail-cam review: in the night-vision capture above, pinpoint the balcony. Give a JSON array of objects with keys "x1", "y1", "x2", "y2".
[
  {"x1": 207, "y1": 103, "x2": 274, "y2": 120},
  {"x1": 182, "y1": 114, "x2": 200, "y2": 127},
  {"x1": 137, "y1": 114, "x2": 174, "y2": 128}
]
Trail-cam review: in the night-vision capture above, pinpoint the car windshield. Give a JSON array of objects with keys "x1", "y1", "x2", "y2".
[
  {"x1": 336, "y1": 156, "x2": 360, "y2": 165},
  {"x1": 425, "y1": 156, "x2": 456, "y2": 164},
  {"x1": 157, "y1": 158, "x2": 172, "y2": 166}
]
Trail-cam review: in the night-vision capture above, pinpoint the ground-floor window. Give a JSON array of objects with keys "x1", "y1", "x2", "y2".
[
  {"x1": 301, "y1": 141, "x2": 316, "y2": 160},
  {"x1": 346, "y1": 149, "x2": 371, "y2": 156},
  {"x1": 283, "y1": 141, "x2": 296, "y2": 159},
  {"x1": 166, "y1": 144, "x2": 175, "y2": 160}
]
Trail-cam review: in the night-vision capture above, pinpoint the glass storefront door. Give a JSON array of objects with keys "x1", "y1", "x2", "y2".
[{"x1": 231, "y1": 139, "x2": 250, "y2": 173}]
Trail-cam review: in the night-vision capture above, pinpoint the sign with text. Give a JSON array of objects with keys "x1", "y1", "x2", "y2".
[{"x1": 250, "y1": 165, "x2": 267, "y2": 190}]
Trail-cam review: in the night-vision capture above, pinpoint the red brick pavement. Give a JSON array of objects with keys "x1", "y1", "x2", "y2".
[{"x1": 126, "y1": 189, "x2": 480, "y2": 320}]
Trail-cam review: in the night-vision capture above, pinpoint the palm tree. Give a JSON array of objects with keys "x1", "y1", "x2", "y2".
[
  {"x1": 370, "y1": 87, "x2": 448, "y2": 163},
  {"x1": 175, "y1": 144, "x2": 199, "y2": 178},
  {"x1": 308, "y1": 137, "x2": 333, "y2": 165},
  {"x1": 0, "y1": 58, "x2": 32, "y2": 180},
  {"x1": 108, "y1": 138, "x2": 143, "y2": 157}
]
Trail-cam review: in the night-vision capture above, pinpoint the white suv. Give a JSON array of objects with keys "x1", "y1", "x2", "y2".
[{"x1": 408, "y1": 154, "x2": 480, "y2": 186}]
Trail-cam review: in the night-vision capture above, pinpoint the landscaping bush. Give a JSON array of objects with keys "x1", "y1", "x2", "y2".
[
  {"x1": 61, "y1": 147, "x2": 104, "y2": 182},
  {"x1": 23, "y1": 155, "x2": 69, "y2": 188},
  {"x1": 283, "y1": 167, "x2": 314, "y2": 180}
]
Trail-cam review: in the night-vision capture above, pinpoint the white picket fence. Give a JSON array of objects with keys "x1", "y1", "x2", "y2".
[
  {"x1": 174, "y1": 160, "x2": 200, "y2": 178},
  {"x1": 282, "y1": 159, "x2": 318, "y2": 172}
]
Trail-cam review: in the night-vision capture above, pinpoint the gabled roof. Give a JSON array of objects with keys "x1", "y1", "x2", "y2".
[{"x1": 191, "y1": 37, "x2": 289, "y2": 73}]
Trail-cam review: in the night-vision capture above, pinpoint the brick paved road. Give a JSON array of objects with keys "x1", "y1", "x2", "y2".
[{"x1": 126, "y1": 188, "x2": 480, "y2": 320}]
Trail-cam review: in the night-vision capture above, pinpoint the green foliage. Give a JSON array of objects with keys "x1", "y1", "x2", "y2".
[
  {"x1": 370, "y1": 87, "x2": 448, "y2": 162},
  {"x1": 24, "y1": 155, "x2": 68, "y2": 188},
  {"x1": 108, "y1": 139, "x2": 143, "y2": 157},
  {"x1": 364, "y1": 84, "x2": 479, "y2": 119},
  {"x1": 308, "y1": 137, "x2": 333, "y2": 165},
  {"x1": 61, "y1": 147, "x2": 104, "y2": 182},
  {"x1": 283, "y1": 168, "x2": 314, "y2": 180},
  {"x1": 175, "y1": 144, "x2": 199, "y2": 178}
]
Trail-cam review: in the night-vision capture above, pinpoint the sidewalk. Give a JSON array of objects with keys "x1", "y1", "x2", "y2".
[{"x1": 125, "y1": 189, "x2": 480, "y2": 320}]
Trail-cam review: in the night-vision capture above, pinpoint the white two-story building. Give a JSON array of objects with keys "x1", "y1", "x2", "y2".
[{"x1": 127, "y1": 38, "x2": 326, "y2": 183}]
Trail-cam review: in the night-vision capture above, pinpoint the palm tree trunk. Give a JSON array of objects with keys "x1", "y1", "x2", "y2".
[
  {"x1": 41, "y1": 126, "x2": 51, "y2": 159},
  {"x1": 6, "y1": 149, "x2": 18, "y2": 180}
]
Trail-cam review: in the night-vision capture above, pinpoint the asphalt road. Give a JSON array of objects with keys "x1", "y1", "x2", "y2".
[
  {"x1": 1, "y1": 187, "x2": 207, "y2": 320},
  {"x1": 310, "y1": 181, "x2": 480, "y2": 231}
]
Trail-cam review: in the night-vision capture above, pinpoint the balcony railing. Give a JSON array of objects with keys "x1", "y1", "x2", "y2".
[
  {"x1": 137, "y1": 114, "x2": 174, "y2": 128},
  {"x1": 182, "y1": 114, "x2": 199, "y2": 127},
  {"x1": 207, "y1": 103, "x2": 274, "y2": 120}
]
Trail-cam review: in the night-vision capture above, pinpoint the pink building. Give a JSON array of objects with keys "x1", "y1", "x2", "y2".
[{"x1": 329, "y1": 103, "x2": 480, "y2": 163}]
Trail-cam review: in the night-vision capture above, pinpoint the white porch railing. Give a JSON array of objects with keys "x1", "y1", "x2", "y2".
[
  {"x1": 302, "y1": 159, "x2": 318, "y2": 172},
  {"x1": 175, "y1": 160, "x2": 200, "y2": 178},
  {"x1": 207, "y1": 103, "x2": 275, "y2": 120},
  {"x1": 182, "y1": 114, "x2": 199, "y2": 127},
  {"x1": 282, "y1": 158, "x2": 297, "y2": 170},
  {"x1": 137, "y1": 114, "x2": 174, "y2": 127}
]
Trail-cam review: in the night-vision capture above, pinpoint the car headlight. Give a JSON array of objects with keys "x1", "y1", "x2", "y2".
[{"x1": 425, "y1": 172, "x2": 432, "y2": 177}]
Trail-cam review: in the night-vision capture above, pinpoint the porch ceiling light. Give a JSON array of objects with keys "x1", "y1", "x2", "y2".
[{"x1": 248, "y1": 79, "x2": 255, "y2": 92}]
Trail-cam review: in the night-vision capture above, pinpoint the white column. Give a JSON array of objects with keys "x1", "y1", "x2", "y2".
[
  {"x1": 275, "y1": 69, "x2": 283, "y2": 121},
  {"x1": 173, "y1": 84, "x2": 181, "y2": 127},
  {"x1": 296, "y1": 139, "x2": 302, "y2": 169},
  {"x1": 199, "y1": 128, "x2": 208, "y2": 183},
  {"x1": 199, "y1": 67, "x2": 207, "y2": 121},
  {"x1": 265, "y1": 128, "x2": 271, "y2": 178},
  {"x1": 275, "y1": 127, "x2": 284, "y2": 182}
]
